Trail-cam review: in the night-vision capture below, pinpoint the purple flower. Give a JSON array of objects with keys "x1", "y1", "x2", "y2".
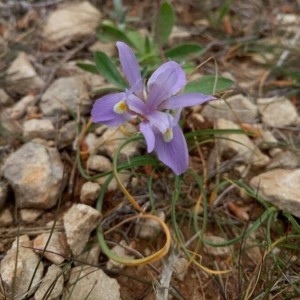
[{"x1": 91, "y1": 42, "x2": 214, "y2": 175}]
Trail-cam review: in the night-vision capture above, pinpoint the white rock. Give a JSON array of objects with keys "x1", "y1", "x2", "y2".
[
  {"x1": 202, "y1": 94, "x2": 258, "y2": 123},
  {"x1": 64, "y1": 266, "x2": 121, "y2": 300},
  {"x1": 40, "y1": 76, "x2": 90, "y2": 117},
  {"x1": 2, "y1": 142, "x2": 65, "y2": 209},
  {"x1": 89, "y1": 41, "x2": 115, "y2": 56},
  {"x1": 257, "y1": 97, "x2": 299, "y2": 126},
  {"x1": 249, "y1": 169, "x2": 300, "y2": 218},
  {"x1": 19, "y1": 208, "x2": 44, "y2": 223},
  {"x1": 33, "y1": 231, "x2": 70, "y2": 264},
  {"x1": 0, "y1": 88, "x2": 12, "y2": 105},
  {"x1": 106, "y1": 240, "x2": 135, "y2": 270},
  {"x1": 96, "y1": 171, "x2": 131, "y2": 192},
  {"x1": 75, "y1": 242, "x2": 101, "y2": 266},
  {"x1": 23, "y1": 119, "x2": 55, "y2": 140},
  {"x1": 63, "y1": 204, "x2": 101, "y2": 256},
  {"x1": 137, "y1": 211, "x2": 165, "y2": 239},
  {"x1": 0, "y1": 181, "x2": 8, "y2": 209},
  {"x1": 0, "y1": 208, "x2": 13, "y2": 226},
  {"x1": 34, "y1": 265, "x2": 64, "y2": 300},
  {"x1": 0, "y1": 235, "x2": 44, "y2": 299},
  {"x1": 80, "y1": 181, "x2": 101, "y2": 206},
  {"x1": 84, "y1": 132, "x2": 98, "y2": 152},
  {"x1": 267, "y1": 150, "x2": 300, "y2": 170},
  {"x1": 174, "y1": 257, "x2": 188, "y2": 281},
  {"x1": 57, "y1": 120, "x2": 77, "y2": 148},
  {"x1": 6, "y1": 52, "x2": 44, "y2": 94},
  {"x1": 42, "y1": 1, "x2": 102, "y2": 49},
  {"x1": 97, "y1": 123, "x2": 140, "y2": 158},
  {"x1": 87, "y1": 155, "x2": 112, "y2": 172},
  {"x1": 204, "y1": 235, "x2": 232, "y2": 258},
  {"x1": 215, "y1": 118, "x2": 270, "y2": 167},
  {"x1": 7, "y1": 93, "x2": 36, "y2": 120}
]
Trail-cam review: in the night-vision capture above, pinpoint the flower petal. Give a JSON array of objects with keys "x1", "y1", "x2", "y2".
[
  {"x1": 146, "y1": 111, "x2": 170, "y2": 133},
  {"x1": 116, "y1": 42, "x2": 144, "y2": 98},
  {"x1": 91, "y1": 92, "x2": 130, "y2": 126},
  {"x1": 160, "y1": 93, "x2": 215, "y2": 109},
  {"x1": 154, "y1": 124, "x2": 189, "y2": 175},
  {"x1": 146, "y1": 61, "x2": 186, "y2": 110},
  {"x1": 140, "y1": 121, "x2": 155, "y2": 152},
  {"x1": 126, "y1": 93, "x2": 147, "y2": 116}
]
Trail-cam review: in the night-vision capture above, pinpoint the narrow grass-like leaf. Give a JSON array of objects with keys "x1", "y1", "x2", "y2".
[
  {"x1": 154, "y1": 1, "x2": 175, "y2": 46},
  {"x1": 76, "y1": 63, "x2": 98, "y2": 74},
  {"x1": 97, "y1": 23, "x2": 135, "y2": 48},
  {"x1": 165, "y1": 43, "x2": 204, "y2": 60},
  {"x1": 185, "y1": 75, "x2": 235, "y2": 94},
  {"x1": 94, "y1": 51, "x2": 127, "y2": 89}
]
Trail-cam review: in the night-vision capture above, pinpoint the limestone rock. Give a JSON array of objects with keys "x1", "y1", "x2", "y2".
[
  {"x1": 34, "y1": 265, "x2": 64, "y2": 300},
  {"x1": 23, "y1": 119, "x2": 55, "y2": 140},
  {"x1": 40, "y1": 76, "x2": 90, "y2": 117},
  {"x1": 0, "y1": 88, "x2": 12, "y2": 106},
  {"x1": 136, "y1": 211, "x2": 165, "y2": 239},
  {"x1": 257, "y1": 97, "x2": 299, "y2": 127},
  {"x1": 202, "y1": 94, "x2": 258, "y2": 123},
  {"x1": 2, "y1": 142, "x2": 64, "y2": 209},
  {"x1": 42, "y1": 1, "x2": 101, "y2": 49},
  {"x1": 63, "y1": 204, "x2": 101, "y2": 256},
  {"x1": 266, "y1": 150, "x2": 300, "y2": 170},
  {"x1": 80, "y1": 181, "x2": 101, "y2": 206},
  {"x1": 204, "y1": 236, "x2": 232, "y2": 258},
  {"x1": 19, "y1": 208, "x2": 44, "y2": 223},
  {"x1": 0, "y1": 235, "x2": 44, "y2": 299},
  {"x1": 75, "y1": 242, "x2": 101, "y2": 266},
  {"x1": 33, "y1": 231, "x2": 70, "y2": 264},
  {"x1": 0, "y1": 181, "x2": 8, "y2": 210},
  {"x1": 6, "y1": 52, "x2": 45, "y2": 94},
  {"x1": 0, "y1": 208, "x2": 13, "y2": 226},
  {"x1": 174, "y1": 257, "x2": 189, "y2": 281},
  {"x1": 215, "y1": 118, "x2": 270, "y2": 168},
  {"x1": 249, "y1": 169, "x2": 300, "y2": 218},
  {"x1": 6, "y1": 94, "x2": 36, "y2": 120},
  {"x1": 87, "y1": 155, "x2": 112, "y2": 172},
  {"x1": 96, "y1": 123, "x2": 140, "y2": 159},
  {"x1": 57, "y1": 120, "x2": 77, "y2": 149},
  {"x1": 64, "y1": 266, "x2": 121, "y2": 300}
]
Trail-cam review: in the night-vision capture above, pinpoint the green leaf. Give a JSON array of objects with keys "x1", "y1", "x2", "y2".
[
  {"x1": 76, "y1": 63, "x2": 98, "y2": 74},
  {"x1": 97, "y1": 22, "x2": 135, "y2": 48},
  {"x1": 165, "y1": 43, "x2": 204, "y2": 60},
  {"x1": 185, "y1": 75, "x2": 235, "y2": 94},
  {"x1": 93, "y1": 51, "x2": 127, "y2": 89},
  {"x1": 154, "y1": 1, "x2": 175, "y2": 46}
]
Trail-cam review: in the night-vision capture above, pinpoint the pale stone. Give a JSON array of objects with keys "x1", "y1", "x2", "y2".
[
  {"x1": 0, "y1": 208, "x2": 13, "y2": 226},
  {"x1": 0, "y1": 88, "x2": 12, "y2": 105},
  {"x1": 2, "y1": 142, "x2": 64, "y2": 209},
  {"x1": 174, "y1": 257, "x2": 188, "y2": 281},
  {"x1": 137, "y1": 211, "x2": 165, "y2": 239},
  {"x1": 106, "y1": 240, "x2": 134, "y2": 270},
  {"x1": 57, "y1": 120, "x2": 77, "y2": 149},
  {"x1": 34, "y1": 265, "x2": 64, "y2": 300},
  {"x1": 250, "y1": 169, "x2": 300, "y2": 218},
  {"x1": 87, "y1": 155, "x2": 112, "y2": 172},
  {"x1": 96, "y1": 172, "x2": 131, "y2": 192},
  {"x1": 63, "y1": 204, "x2": 101, "y2": 256},
  {"x1": 19, "y1": 208, "x2": 43, "y2": 223},
  {"x1": 33, "y1": 232, "x2": 70, "y2": 264},
  {"x1": 23, "y1": 119, "x2": 55, "y2": 140},
  {"x1": 266, "y1": 150, "x2": 300, "y2": 170},
  {"x1": 42, "y1": 1, "x2": 101, "y2": 49},
  {"x1": 6, "y1": 52, "x2": 44, "y2": 94},
  {"x1": 7, "y1": 94, "x2": 36, "y2": 120},
  {"x1": 202, "y1": 94, "x2": 258, "y2": 123},
  {"x1": 0, "y1": 235, "x2": 44, "y2": 299},
  {"x1": 204, "y1": 235, "x2": 232, "y2": 258},
  {"x1": 215, "y1": 118, "x2": 270, "y2": 168},
  {"x1": 75, "y1": 242, "x2": 101, "y2": 266},
  {"x1": 257, "y1": 97, "x2": 299, "y2": 127},
  {"x1": 40, "y1": 76, "x2": 90, "y2": 117},
  {"x1": 64, "y1": 266, "x2": 121, "y2": 300},
  {"x1": 80, "y1": 181, "x2": 101, "y2": 206}
]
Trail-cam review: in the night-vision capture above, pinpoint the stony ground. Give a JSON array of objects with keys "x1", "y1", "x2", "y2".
[{"x1": 0, "y1": 0, "x2": 300, "y2": 299}]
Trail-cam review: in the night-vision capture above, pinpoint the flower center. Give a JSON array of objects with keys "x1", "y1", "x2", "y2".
[
  {"x1": 163, "y1": 128, "x2": 173, "y2": 142},
  {"x1": 113, "y1": 100, "x2": 128, "y2": 114}
]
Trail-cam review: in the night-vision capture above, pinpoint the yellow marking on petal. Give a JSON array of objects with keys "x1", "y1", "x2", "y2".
[
  {"x1": 163, "y1": 128, "x2": 173, "y2": 142},
  {"x1": 113, "y1": 100, "x2": 128, "y2": 114}
]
